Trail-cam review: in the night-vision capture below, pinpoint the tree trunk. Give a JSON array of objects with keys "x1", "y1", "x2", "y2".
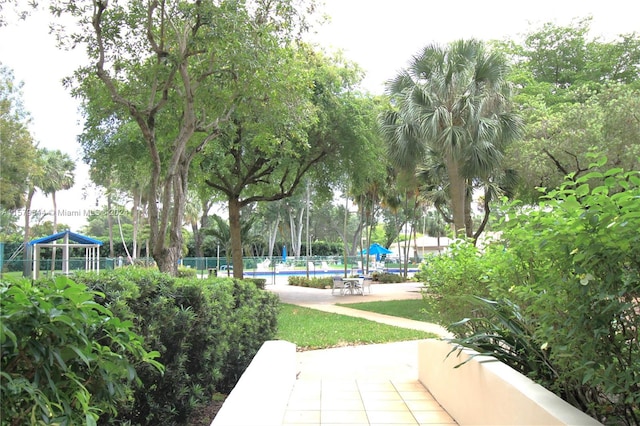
[
  {"x1": 472, "y1": 187, "x2": 492, "y2": 245},
  {"x1": 444, "y1": 155, "x2": 466, "y2": 238},
  {"x1": 22, "y1": 187, "x2": 35, "y2": 277},
  {"x1": 51, "y1": 192, "x2": 58, "y2": 272},
  {"x1": 132, "y1": 189, "x2": 140, "y2": 260},
  {"x1": 149, "y1": 159, "x2": 189, "y2": 277},
  {"x1": 107, "y1": 195, "x2": 114, "y2": 257},
  {"x1": 228, "y1": 197, "x2": 244, "y2": 278},
  {"x1": 268, "y1": 214, "x2": 280, "y2": 258},
  {"x1": 154, "y1": 246, "x2": 180, "y2": 276},
  {"x1": 464, "y1": 179, "x2": 474, "y2": 238},
  {"x1": 294, "y1": 208, "x2": 305, "y2": 257}
]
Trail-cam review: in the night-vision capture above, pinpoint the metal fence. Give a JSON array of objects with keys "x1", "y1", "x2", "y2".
[{"x1": 1, "y1": 252, "x2": 409, "y2": 278}]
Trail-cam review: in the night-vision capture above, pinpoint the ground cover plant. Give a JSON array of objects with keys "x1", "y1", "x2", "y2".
[
  {"x1": 417, "y1": 163, "x2": 640, "y2": 425},
  {"x1": 276, "y1": 303, "x2": 435, "y2": 350}
]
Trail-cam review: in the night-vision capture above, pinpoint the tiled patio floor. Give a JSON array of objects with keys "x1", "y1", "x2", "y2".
[
  {"x1": 283, "y1": 378, "x2": 456, "y2": 425},
  {"x1": 267, "y1": 284, "x2": 457, "y2": 426}
]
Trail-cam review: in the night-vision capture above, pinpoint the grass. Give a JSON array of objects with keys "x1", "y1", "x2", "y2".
[
  {"x1": 337, "y1": 299, "x2": 438, "y2": 323},
  {"x1": 276, "y1": 303, "x2": 436, "y2": 351}
]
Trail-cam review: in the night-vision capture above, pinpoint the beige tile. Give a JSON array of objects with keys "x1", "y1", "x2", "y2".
[
  {"x1": 322, "y1": 379, "x2": 359, "y2": 391},
  {"x1": 370, "y1": 424, "x2": 419, "y2": 426},
  {"x1": 321, "y1": 390, "x2": 362, "y2": 401},
  {"x1": 290, "y1": 385, "x2": 322, "y2": 399},
  {"x1": 283, "y1": 409, "x2": 321, "y2": 424},
  {"x1": 282, "y1": 424, "x2": 320, "y2": 426},
  {"x1": 324, "y1": 424, "x2": 369, "y2": 426},
  {"x1": 359, "y1": 391, "x2": 404, "y2": 401},
  {"x1": 404, "y1": 398, "x2": 443, "y2": 411},
  {"x1": 392, "y1": 381, "x2": 428, "y2": 392},
  {"x1": 321, "y1": 398, "x2": 365, "y2": 411},
  {"x1": 366, "y1": 410, "x2": 418, "y2": 424},
  {"x1": 400, "y1": 391, "x2": 436, "y2": 401},
  {"x1": 321, "y1": 410, "x2": 369, "y2": 424},
  {"x1": 287, "y1": 397, "x2": 321, "y2": 410},
  {"x1": 362, "y1": 399, "x2": 409, "y2": 411},
  {"x1": 412, "y1": 410, "x2": 457, "y2": 424},
  {"x1": 357, "y1": 380, "x2": 396, "y2": 392}
]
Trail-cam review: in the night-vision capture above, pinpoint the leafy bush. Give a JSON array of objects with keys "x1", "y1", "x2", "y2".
[
  {"x1": 0, "y1": 276, "x2": 162, "y2": 425},
  {"x1": 442, "y1": 164, "x2": 640, "y2": 425},
  {"x1": 287, "y1": 276, "x2": 332, "y2": 288},
  {"x1": 176, "y1": 266, "x2": 197, "y2": 278},
  {"x1": 415, "y1": 242, "x2": 494, "y2": 328},
  {"x1": 243, "y1": 277, "x2": 267, "y2": 289},
  {"x1": 374, "y1": 272, "x2": 405, "y2": 283},
  {"x1": 497, "y1": 166, "x2": 640, "y2": 424},
  {"x1": 74, "y1": 268, "x2": 279, "y2": 425},
  {"x1": 448, "y1": 296, "x2": 557, "y2": 386}
]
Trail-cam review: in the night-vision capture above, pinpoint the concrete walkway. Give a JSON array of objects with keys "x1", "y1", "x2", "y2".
[{"x1": 265, "y1": 282, "x2": 457, "y2": 425}]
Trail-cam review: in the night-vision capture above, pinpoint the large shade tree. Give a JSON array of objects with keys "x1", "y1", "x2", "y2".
[
  {"x1": 57, "y1": 0, "x2": 316, "y2": 275},
  {"x1": 198, "y1": 48, "x2": 375, "y2": 277},
  {"x1": 380, "y1": 39, "x2": 523, "y2": 239}
]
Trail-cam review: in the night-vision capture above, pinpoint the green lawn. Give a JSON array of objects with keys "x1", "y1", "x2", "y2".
[
  {"x1": 337, "y1": 299, "x2": 438, "y2": 323},
  {"x1": 276, "y1": 303, "x2": 436, "y2": 351}
]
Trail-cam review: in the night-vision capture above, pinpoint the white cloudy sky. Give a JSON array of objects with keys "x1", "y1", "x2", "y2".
[{"x1": 1, "y1": 0, "x2": 637, "y2": 230}]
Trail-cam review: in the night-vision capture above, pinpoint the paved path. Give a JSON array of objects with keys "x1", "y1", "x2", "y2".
[{"x1": 264, "y1": 282, "x2": 457, "y2": 425}]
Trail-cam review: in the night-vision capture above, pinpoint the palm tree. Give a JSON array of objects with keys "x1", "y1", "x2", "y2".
[
  {"x1": 380, "y1": 39, "x2": 523, "y2": 239},
  {"x1": 41, "y1": 149, "x2": 76, "y2": 232},
  {"x1": 41, "y1": 149, "x2": 75, "y2": 271}
]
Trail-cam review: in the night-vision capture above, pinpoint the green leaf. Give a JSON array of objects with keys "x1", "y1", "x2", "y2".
[
  {"x1": 561, "y1": 196, "x2": 581, "y2": 212},
  {"x1": 575, "y1": 184, "x2": 590, "y2": 197}
]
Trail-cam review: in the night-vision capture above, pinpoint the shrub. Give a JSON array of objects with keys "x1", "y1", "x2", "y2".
[
  {"x1": 287, "y1": 276, "x2": 332, "y2": 288},
  {"x1": 243, "y1": 277, "x2": 267, "y2": 289},
  {"x1": 448, "y1": 164, "x2": 640, "y2": 425},
  {"x1": 448, "y1": 296, "x2": 557, "y2": 386},
  {"x1": 176, "y1": 266, "x2": 197, "y2": 278},
  {"x1": 0, "y1": 276, "x2": 162, "y2": 425},
  {"x1": 499, "y1": 167, "x2": 640, "y2": 424},
  {"x1": 74, "y1": 269, "x2": 279, "y2": 425},
  {"x1": 415, "y1": 241, "x2": 494, "y2": 328},
  {"x1": 374, "y1": 272, "x2": 405, "y2": 283}
]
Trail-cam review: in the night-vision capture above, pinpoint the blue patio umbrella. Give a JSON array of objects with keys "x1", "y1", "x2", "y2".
[
  {"x1": 363, "y1": 242, "x2": 393, "y2": 261},
  {"x1": 282, "y1": 245, "x2": 287, "y2": 262}
]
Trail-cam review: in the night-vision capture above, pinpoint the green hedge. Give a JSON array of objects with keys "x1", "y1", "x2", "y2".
[
  {"x1": 74, "y1": 268, "x2": 279, "y2": 425},
  {"x1": 287, "y1": 276, "x2": 332, "y2": 288}
]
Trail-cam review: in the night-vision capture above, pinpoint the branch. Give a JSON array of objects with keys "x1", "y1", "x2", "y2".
[
  {"x1": 239, "y1": 149, "x2": 329, "y2": 207},
  {"x1": 542, "y1": 148, "x2": 570, "y2": 176},
  {"x1": 472, "y1": 188, "x2": 491, "y2": 244}
]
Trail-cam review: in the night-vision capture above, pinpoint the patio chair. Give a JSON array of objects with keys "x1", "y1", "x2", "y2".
[
  {"x1": 331, "y1": 276, "x2": 346, "y2": 295},
  {"x1": 361, "y1": 277, "x2": 373, "y2": 295}
]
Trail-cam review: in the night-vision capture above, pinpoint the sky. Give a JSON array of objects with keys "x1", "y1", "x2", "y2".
[{"x1": 1, "y1": 0, "x2": 637, "y2": 231}]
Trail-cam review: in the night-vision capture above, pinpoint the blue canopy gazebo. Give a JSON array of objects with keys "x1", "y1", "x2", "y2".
[{"x1": 28, "y1": 230, "x2": 103, "y2": 279}]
